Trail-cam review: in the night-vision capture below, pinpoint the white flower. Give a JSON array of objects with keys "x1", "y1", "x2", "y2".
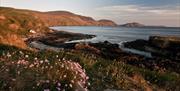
[
  {"x1": 46, "y1": 80, "x2": 50, "y2": 83},
  {"x1": 34, "y1": 57, "x2": 38, "y2": 60},
  {"x1": 29, "y1": 64, "x2": 34, "y2": 68},
  {"x1": 56, "y1": 87, "x2": 61, "y2": 91},
  {"x1": 25, "y1": 55, "x2": 29, "y2": 58},
  {"x1": 63, "y1": 75, "x2": 67, "y2": 78},
  {"x1": 45, "y1": 59, "x2": 49, "y2": 63},
  {"x1": 71, "y1": 80, "x2": 74, "y2": 83},
  {"x1": 44, "y1": 89, "x2": 50, "y2": 91},
  {"x1": 66, "y1": 67, "x2": 69, "y2": 70},
  {"x1": 7, "y1": 53, "x2": 11, "y2": 57},
  {"x1": 69, "y1": 84, "x2": 73, "y2": 88},
  {"x1": 61, "y1": 64, "x2": 64, "y2": 68},
  {"x1": 88, "y1": 82, "x2": 91, "y2": 86},
  {"x1": 40, "y1": 60, "x2": 43, "y2": 64},
  {"x1": 57, "y1": 82, "x2": 61, "y2": 86}
]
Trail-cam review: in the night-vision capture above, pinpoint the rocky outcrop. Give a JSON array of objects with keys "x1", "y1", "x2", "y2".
[
  {"x1": 149, "y1": 36, "x2": 180, "y2": 49},
  {"x1": 124, "y1": 36, "x2": 180, "y2": 60}
]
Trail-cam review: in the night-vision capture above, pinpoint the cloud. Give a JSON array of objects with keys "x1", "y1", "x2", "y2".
[
  {"x1": 95, "y1": 5, "x2": 180, "y2": 27},
  {"x1": 96, "y1": 5, "x2": 179, "y2": 15}
]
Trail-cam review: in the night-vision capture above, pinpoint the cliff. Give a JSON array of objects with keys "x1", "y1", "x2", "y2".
[{"x1": 0, "y1": 7, "x2": 117, "y2": 48}]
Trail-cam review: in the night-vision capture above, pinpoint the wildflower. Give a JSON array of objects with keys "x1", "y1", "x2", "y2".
[
  {"x1": 45, "y1": 59, "x2": 49, "y2": 63},
  {"x1": 69, "y1": 84, "x2": 73, "y2": 88},
  {"x1": 5, "y1": 69, "x2": 9, "y2": 72},
  {"x1": 25, "y1": 55, "x2": 29, "y2": 58},
  {"x1": 44, "y1": 89, "x2": 50, "y2": 91},
  {"x1": 66, "y1": 67, "x2": 69, "y2": 70},
  {"x1": 34, "y1": 57, "x2": 38, "y2": 60},
  {"x1": 37, "y1": 82, "x2": 40, "y2": 86},
  {"x1": 71, "y1": 80, "x2": 74, "y2": 83},
  {"x1": 7, "y1": 53, "x2": 11, "y2": 57},
  {"x1": 40, "y1": 60, "x2": 43, "y2": 64},
  {"x1": 88, "y1": 82, "x2": 91, "y2": 86},
  {"x1": 29, "y1": 64, "x2": 34, "y2": 68},
  {"x1": 63, "y1": 75, "x2": 67, "y2": 78},
  {"x1": 56, "y1": 87, "x2": 61, "y2": 91},
  {"x1": 46, "y1": 80, "x2": 50, "y2": 83},
  {"x1": 61, "y1": 64, "x2": 64, "y2": 68},
  {"x1": 74, "y1": 76, "x2": 77, "y2": 79},
  {"x1": 17, "y1": 71, "x2": 20, "y2": 75},
  {"x1": 45, "y1": 66, "x2": 48, "y2": 68},
  {"x1": 57, "y1": 82, "x2": 61, "y2": 86},
  {"x1": 12, "y1": 79, "x2": 16, "y2": 81},
  {"x1": 56, "y1": 55, "x2": 59, "y2": 58},
  {"x1": 62, "y1": 58, "x2": 65, "y2": 61},
  {"x1": 19, "y1": 51, "x2": 23, "y2": 55}
]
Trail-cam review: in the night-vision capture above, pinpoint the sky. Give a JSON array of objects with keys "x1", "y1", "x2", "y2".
[{"x1": 0, "y1": 0, "x2": 180, "y2": 27}]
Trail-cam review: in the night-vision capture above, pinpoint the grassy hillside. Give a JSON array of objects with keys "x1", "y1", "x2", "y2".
[
  {"x1": 34, "y1": 11, "x2": 117, "y2": 26},
  {"x1": 0, "y1": 7, "x2": 117, "y2": 48},
  {"x1": 0, "y1": 7, "x2": 49, "y2": 48}
]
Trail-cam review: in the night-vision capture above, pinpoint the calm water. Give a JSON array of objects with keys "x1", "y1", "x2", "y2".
[
  {"x1": 50, "y1": 26, "x2": 180, "y2": 57},
  {"x1": 51, "y1": 26, "x2": 180, "y2": 44}
]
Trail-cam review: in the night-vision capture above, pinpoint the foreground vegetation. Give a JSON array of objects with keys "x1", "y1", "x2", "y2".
[{"x1": 0, "y1": 44, "x2": 179, "y2": 91}]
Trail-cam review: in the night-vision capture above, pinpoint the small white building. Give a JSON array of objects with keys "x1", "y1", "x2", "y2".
[{"x1": 29, "y1": 30, "x2": 36, "y2": 34}]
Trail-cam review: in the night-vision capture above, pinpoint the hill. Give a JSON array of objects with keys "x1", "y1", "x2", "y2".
[
  {"x1": 0, "y1": 7, "x2": 50, "y2": 48},
  {"x1": 119, "y1": 22, "x2": 145, "y2": 27},
  {"x1": 35, "y1": 11, "x2": 117, "y2": 26},
  {"x1": 0, "y1": 7, "x2": 117, "y2": 48}
]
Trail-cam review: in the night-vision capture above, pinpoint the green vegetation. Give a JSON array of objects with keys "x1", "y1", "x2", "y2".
[{"x1": 0, "y1": 44, "x2": 179, "y2": 91}]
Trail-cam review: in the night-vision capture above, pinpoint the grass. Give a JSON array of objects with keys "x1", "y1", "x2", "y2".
[{"x1": 0, "y1": 44, "x2": 179, "y2": 91}]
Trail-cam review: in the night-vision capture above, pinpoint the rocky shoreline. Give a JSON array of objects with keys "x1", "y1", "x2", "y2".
[
  {"x1": 27, "y1": 30, "x2": 180, "y2": 74},
  {"x1": 124, "y1": 36, "x2": 180, "y2": 73}
]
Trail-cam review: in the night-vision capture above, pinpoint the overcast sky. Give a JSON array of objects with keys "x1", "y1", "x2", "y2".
[{"x1": 1, "y1": 0, "x2": 180, "y2": 27}]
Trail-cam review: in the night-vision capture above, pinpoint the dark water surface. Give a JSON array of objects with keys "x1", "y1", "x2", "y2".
[
  {"x1": 51, "y1": 26, "x2": 180, "y2": 44},
  {"x1": 51, "y1": 26, "x2": 180, "y2": 57}
]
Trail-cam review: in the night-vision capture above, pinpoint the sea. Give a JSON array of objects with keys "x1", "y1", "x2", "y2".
[{"x1": 50, "y1": 26, "x2": 180, "y2": 57}]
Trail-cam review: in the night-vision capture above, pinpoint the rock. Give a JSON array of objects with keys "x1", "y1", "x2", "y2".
[
  {"x1": 124, "y1": 36, "x2": 180, "y2": 60},
  {"x1": 89, "y1": 41, "x2": 122, "y2": 59},
  {"x1": 75, "y1": 43, "x2": 100, "y2": 54},
  {"x1": 149, "y1": 36, "x2": 180, "y2": 49},
  {"x1": 123, "y1": 39, "x2": 149, "y2": 51}
]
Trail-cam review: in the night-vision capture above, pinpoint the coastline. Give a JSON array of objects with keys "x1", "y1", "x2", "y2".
[{"x1": 27, "y1": 30, "x2": 180, "y2": 73}]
